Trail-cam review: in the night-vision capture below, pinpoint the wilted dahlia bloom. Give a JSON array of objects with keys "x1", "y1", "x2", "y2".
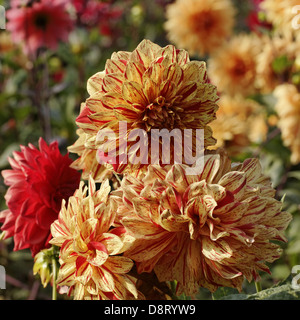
[
  {"x1": 7, "y1": 0, "x2": 74, "y2": 55},
  {"x1": 74, "y1": 39, "x2": 219, "y2": 176},
  {"x1": 0, "y1": 138, "x2": 81, "y2": 256},
  {"x1": 112, "y1": 151, "x2": 292, "y2": 295},
  {"x1": 274, "y1": 84, "x2": 300, "y2": 165},
  {"x1": 50, "y1": 178, "x2": 140, "y2": 300},
  {"x1": 164, "y1": 0, "x2": 236, "y2": 56},
  {"x1": 208, "y1": 34, "x2": 261, "y2": 97}
]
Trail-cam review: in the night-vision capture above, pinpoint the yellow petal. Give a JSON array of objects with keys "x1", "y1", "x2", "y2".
[{"x1": 87, "y1": 71, "x2": 105, "y2": 96}]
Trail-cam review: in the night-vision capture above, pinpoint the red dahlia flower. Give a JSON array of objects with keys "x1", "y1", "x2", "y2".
[
  {"x1": 0, "y1": 138, "x2": 81, "y2": 256},
  {"x1": 7, "y1": 0, "x2": 74, "y2": 55}
]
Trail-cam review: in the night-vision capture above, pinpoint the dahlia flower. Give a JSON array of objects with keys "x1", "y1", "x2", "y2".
[
  {"x1": 72, "y1": 0, "x2": 123, "y2": 35},
  {"x1": 50, "y1": 177, "x2": 140, "y2": 300},
  {"x1": 6, "y1": 0, "x2": 74, "y2": 55},
  {"x1": 256, "y1": 35, "x2": 300, "y2": 93},
  {"x1": 247, "y1": 0, "x2": 273, "y2": 33},
  {"x1": 74, "y1": 39, "x2": 219, "y2": 176},
  {"x1": 164, "y1": 0, "x2": 236, "y2": 56},
  {"x1": 0, "y1": 138, "x2": 81, "y2": 256},
  {"x1": 208, "y1": 34, "x2": 261, "y2": 97},
  {"x1": 274, "y1": 84, "x2": 300, "y2": 164},
  {"x1": 112, "y1": 151, "x2": 292, "y2": 295},
  {"x1": 68, "y1": 127, "x2": 113, "y2": 182},
  {"x1": 209, "y1": 95, "x2": 267, "y2": 155},
  {"x1": 260, "y1": 0, "x2": 300, "y2": 38}
]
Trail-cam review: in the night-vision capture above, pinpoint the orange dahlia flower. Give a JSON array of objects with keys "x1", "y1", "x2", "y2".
[
  {"x1": 274, "y1": 84, "x2": 300, "y2": 165},
  {"x1": 74, "y1": 39, "x2": 219, "y2": 176},
  {"x1": 50, "y1": 177, "x2": 140, "y2": 300},
  {"x1": 209, "y1": 95, "x2": 267, "y2": 155},
  {"x1": 112, "y1": 151, "x2": 292, "y2": 295},
  {"x1": 208, "y1": 34, "x2": 261, "y2": 97},
  {"x1": 164, "y1": 0, "x2": 236, "y2": 57},
  {"x1": 256, "y1": 35, "x2": 300, "y2": 93}
]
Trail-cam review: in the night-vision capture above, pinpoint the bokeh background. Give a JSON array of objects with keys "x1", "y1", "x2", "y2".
[{"x1": 0, "y1": 0, "x2": 300, "y2": 299}]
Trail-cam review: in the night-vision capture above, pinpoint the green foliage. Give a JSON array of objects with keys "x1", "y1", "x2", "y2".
[{"x1": 215, "y1": 278, "x2": 300, "y2": 300}]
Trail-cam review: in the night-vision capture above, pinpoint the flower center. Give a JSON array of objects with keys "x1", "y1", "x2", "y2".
[
  {"x1": 33, "y1": 13, "x2": 49, "y2": 30},
  {"x1": 191, "y1": 11, "x2": 215, "y2": 32},
  {"x1": 142, "y1": 96, "x2": 181, "y2": 131}
]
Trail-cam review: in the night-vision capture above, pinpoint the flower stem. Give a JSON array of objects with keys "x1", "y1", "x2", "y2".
[
  {"x1": 255, "y1": 281, "x2": 262, "y2": 293},
  {"x1": 52, "y1": 252, "x2": 57, "y2": 300}
]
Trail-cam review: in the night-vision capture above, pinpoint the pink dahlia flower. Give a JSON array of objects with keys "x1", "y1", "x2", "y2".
[{"x1": 6, "y1": 0, "x2": 74, "y2": 55}]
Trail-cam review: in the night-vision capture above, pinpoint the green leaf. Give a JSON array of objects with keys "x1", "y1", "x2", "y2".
[
  {"x1": 219, "y1": 282, "x2": 300, "y2": 300},
  {"x1": 212, "y1": 287, "x2": 239, "y2": 300},
  {"x1": 272, "y1": 55, "x2": 293, "y2": 74},
  {"x1": 252, "y1": 283, "x2": 300, "y2": 300}
]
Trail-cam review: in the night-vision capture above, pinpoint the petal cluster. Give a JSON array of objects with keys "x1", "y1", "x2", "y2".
[
  {"x1": 0, "y1": 138, "x2": 81, "y2": 256},
  {"x1": 50, "y1": 177, "x2": 140, "y2": 300},
  {"x1": 208, "y1": 34, "x2": 261, "y2": 97},
  {"x1": 73, "y1": 39, "x2": 219, "y2": 176},
  {"x1": 260, "y1": 0, "x2": 300, "y2": 39},
  {"x1": 68, "y1": 128, "x2": 113, "y2": 182},
  {"x1": 209, "y1": 95, "x2": 267, "y2": 155},
  {"x1": 164, "y1": 0, "x2": 236, "y2": 56},
  {"x1": 112, "y1": 151, "x2": 292, "y2": 294},
  {"x1": 274, "y1": 84, "x2": 300, "y2": 164}
]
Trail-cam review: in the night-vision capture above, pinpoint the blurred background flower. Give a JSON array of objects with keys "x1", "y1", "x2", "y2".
[
  {"x1": 164, "y1": 0, "x2": 236, "y2": 57},
  {"x1": 209, "y1": 95, "x2": 268, "y2": 156},
  {"x1": 208, "y1": 33, "x2": 262, "y2": 97},
  {"x1": 6, "y1": 0, "x2": 75, "y2": 55}
]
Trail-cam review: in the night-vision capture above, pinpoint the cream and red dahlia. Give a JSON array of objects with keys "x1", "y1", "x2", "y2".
[
  {"x1": 68, "y1": 128, "x2": 113, "y2": 182},
  {"x1": 73, "y1": 39, "x2": 219, "y2": 176},
  {"x1": 112, "y1": 151, "x2": 292, "y2": 295},
  {"x1": 164, "y1": 0, "x2": 236, "y2": 56},
  {"x1": 7, "y1": 0, "x2": 74, "y2": 55},
  {"x1": 0, "y1": 138, "x2": 81, "y2": 257},
  {"x1": 50, "y1": 177, "x2": 140, "y2": 300}
]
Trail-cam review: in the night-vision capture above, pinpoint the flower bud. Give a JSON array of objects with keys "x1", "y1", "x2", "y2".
[{"x1": 33, "y1": 248, "x2": 53, "y2": 288}]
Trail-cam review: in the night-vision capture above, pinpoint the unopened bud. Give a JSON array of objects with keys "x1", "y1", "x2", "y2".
[{"x1": 33, "y1": 247, "x2": 57, "y2": 288}]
